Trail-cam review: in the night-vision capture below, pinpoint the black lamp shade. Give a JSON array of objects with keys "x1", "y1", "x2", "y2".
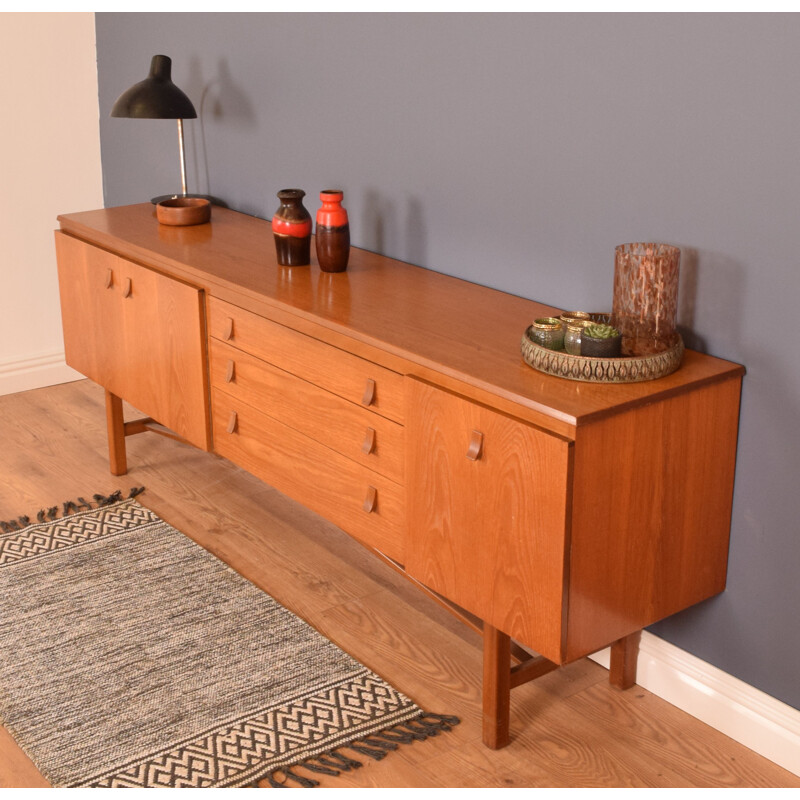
[{"x1": 110, "y1": 55, "x2": 197, "y2": 120}]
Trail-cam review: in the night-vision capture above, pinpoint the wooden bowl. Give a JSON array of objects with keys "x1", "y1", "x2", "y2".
[{"x1": 156, "y1": 197, "x2": 211, "y2": 226}]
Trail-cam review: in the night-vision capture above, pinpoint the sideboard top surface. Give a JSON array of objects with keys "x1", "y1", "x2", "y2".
[{"x1": 57, "y1": 204, "x2": 744, "y2": 429}]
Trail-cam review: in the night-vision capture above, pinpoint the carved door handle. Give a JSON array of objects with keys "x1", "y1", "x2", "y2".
[
  {"x1": 363, "y1": 486, "x2": 377, "y2": 513},
  {"x1": 362, "y1": 427, "x2": 376, "y2": 455},
  {"x1": 226, "y1": 410, "x2": 238, "y2": 434},
  {"x1": 225, "y1": 360, "x2": 235, "y2": 383},
  {"x1": 361, "y1": 378, "x2": 376, "y2": 407},
  {"x1": 466, "y1": 430, "x2": 484, "y2": 461},
  {"x1": 223, "y1": 317, "x2": 234, "y2": 341},
  {"x1": 122, "y1": 277, "x2": 132, "y2": 298},
  {"x1": 104, "y1": 269, "x2": 113, "y2": 289}
]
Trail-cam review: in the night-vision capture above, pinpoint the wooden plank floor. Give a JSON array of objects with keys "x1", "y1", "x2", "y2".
[{"x1": 0, "y1": 380, "x2": 797, "y2": 789}]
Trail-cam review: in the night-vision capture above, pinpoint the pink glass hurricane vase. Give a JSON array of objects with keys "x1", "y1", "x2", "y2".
[{"x1": 612, "y1": 242, "x2": 681, "y2": 356}]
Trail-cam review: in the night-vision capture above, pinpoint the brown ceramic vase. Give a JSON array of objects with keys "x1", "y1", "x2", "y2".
[
  {"x1": 272, "y1": 189, "x2": 312, "y2": 266},
  {"x1": 315, "y1": 190, "x2": 350, "y2": 273}
]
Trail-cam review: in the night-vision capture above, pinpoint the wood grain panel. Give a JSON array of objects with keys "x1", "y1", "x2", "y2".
[
  {"x1": 209, "y1": 339, "x2": 404, "y2": 483},
  {"x1": 405, "y1": 379, "x2": 572, "y2": 662},
  {"x1": 212, "y1": 387, "x2": 405, "y2": 563},
  {"x1": 55, "y1": 232, "x2": 210, "y2": 450},
  {"x1": 208, "y1": 296, "x2": 404, "y2": 423},
  {"x1": 566, "y1": 376, "x2": 743, "y2": 661}
]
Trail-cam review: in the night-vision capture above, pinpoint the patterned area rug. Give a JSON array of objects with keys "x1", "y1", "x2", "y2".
[{"x1": 0, "y1": 491, "x2": 458, "y2": 787}]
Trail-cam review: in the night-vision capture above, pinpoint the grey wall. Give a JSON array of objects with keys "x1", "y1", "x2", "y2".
[{"x1": 96, "y1": 13, "x2": 800, "y2": 711}]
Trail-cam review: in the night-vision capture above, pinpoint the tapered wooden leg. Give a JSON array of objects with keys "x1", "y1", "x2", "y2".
[
  {"x1": 609, "y1": 629, "x2": 641, "y2": 690},
  {"x1": 482, "y1": 623, "x2": 511, "y2": 749},
  {"x1": 105, "y1": 390, "x2": 128, "y2": 476}
]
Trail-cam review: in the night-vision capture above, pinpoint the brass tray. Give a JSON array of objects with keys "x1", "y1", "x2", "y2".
[{"x1": 521, "y1": 325, "x2": 684, "y2": 384}]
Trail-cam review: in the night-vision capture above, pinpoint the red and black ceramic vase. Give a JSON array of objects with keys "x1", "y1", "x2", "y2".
[
  {"x1": 272, "y1": 189, "x2": 312, "y2": 266},
  {"x1": 315, "y1": 190, "x2": 350, "y2": 273}
]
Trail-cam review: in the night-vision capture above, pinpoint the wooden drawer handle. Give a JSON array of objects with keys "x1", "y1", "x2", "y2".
[
  {"x1": 225, "y1": 359, "x2": 235, "y2": 383},
  {"x1": 226, "y1": 410, "x2": 238, "y2": 434},
  {"x1": 122, "y1": 277, "x2": 132, "y2": 298},
  {"x1": 362, "y1": 427, "x2": 376, "y2": 455},
  {"x1": 466, "y1": 430, "x2": 484, "y2": 461},
  {"x1": 363, "y1": 485, "x2": 377, "y2": 514},
  {"x1": 361, "y1": 378, "x2": 376, "y2": 407},
  {"x1": 104, "y1": 269, "x2": 113, "y2": 289},
  {"x1": 223, "y1": 317, "x2": 234, "y2": 341}
]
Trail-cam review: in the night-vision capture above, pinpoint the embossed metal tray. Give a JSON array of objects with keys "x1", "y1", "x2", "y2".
[{"x1": 521, "y1": 324, "x2": 684, "y2": 384}]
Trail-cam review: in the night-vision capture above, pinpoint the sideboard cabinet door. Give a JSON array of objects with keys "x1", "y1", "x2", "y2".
[
  {"x1": 405, "y1": 378, "x2": 572, "y2": 663},
  {"x1": 55, "y1": 233, "x2": 209, "y2": 450}
]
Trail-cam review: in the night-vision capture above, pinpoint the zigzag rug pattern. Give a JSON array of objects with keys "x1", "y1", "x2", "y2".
[
  {"x1": 0, "y1": 496, "x2": 457, "y2": 787},
  {"x1": 0, "y1": 500, "x2": 154, "y2": 567},
  {"x1": 89, "y1": 673, "x2": 413, "y2": 788}
]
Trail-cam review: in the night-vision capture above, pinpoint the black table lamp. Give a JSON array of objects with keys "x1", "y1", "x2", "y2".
[{"x1": 111, "y1": 55, "x2": 199, "y2": 204}]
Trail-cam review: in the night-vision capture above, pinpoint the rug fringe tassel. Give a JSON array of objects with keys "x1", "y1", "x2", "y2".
[
  {"x1": 284, "y1": 769, "x2": 320, "y2": 788},
  {"x1": 1, "y1": 487, "x2": 145, "y2": 533},
  {"x1": 348, "y1": 743, "x2": 389, "y2": 760},
  {"x1": 263, "y1": 769, "x2": 320, "y2": 788},
  {"x1": 248, "y1": 711, "x2": 460, "y2": 788},
  {"x1": 314, "y1": 752, "x2": 362, "y2": 771},
  {"x1": 359, "y1": 736, "x2": 400, "y2": 752},
  {"x1": 296, "y1": 762, "x2": 340, "y2": 777}
]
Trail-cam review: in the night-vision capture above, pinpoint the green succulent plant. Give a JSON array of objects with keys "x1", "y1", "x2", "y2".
[{"x1": 583, "y1": 323, "x2": 620, "y2": 339}]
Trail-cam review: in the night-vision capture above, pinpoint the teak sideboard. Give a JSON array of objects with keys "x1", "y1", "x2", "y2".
[{"x1": 55, "y1": 204, "x2": 744, "y2": 749}]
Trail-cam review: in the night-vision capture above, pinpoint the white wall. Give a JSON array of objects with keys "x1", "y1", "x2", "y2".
[{"x1": 0, "y1": 13, "x2": 103, "y2": 396}]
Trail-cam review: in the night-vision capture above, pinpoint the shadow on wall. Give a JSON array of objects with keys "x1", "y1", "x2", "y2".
[
  {"x1": 361, "y1": 189, "x2": 387, "y2": 254},
  {"x1": 405, "y1": 197, "x2": 427, "y2": 268},
  {"x1": 677, "y1": 247, "x2": 702, "y2": 351},
  {"x1": 360, "y1": 189, "x2": 428, "y2": 268},
  {"x1": 676, "y1": 246, "x2": 745, "y2": 360},
  {"x1": 188, "y1": 56, "x2": 257, "y2": 210}
]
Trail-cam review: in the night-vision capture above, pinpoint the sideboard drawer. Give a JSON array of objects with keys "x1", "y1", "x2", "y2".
[
  {"x1": 208, "y1": 297, "x2": 404, "y2": 423},
  {"x1": 212, "y1": 387, "x2": 405, "y2": 563},
  {"x1": 210, "y1": 339, "x2": 404, "y2": 483}
]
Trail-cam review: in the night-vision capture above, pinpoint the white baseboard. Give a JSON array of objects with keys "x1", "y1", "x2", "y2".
[
  {"x1": 0, "y1": 351, "x2": 83, "y2": 397},
  {"x1": 590, "y1": 631, "x2": 800, "y2": 778}
]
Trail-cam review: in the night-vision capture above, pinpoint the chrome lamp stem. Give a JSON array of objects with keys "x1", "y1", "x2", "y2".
[{"x1": 177, "y1": 118, "x2": 188, "y2": 196}]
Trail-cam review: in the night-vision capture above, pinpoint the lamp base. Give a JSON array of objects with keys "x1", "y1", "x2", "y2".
[{"x1": 151, "y1": 192, "x2": 226, "y2": 207}]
